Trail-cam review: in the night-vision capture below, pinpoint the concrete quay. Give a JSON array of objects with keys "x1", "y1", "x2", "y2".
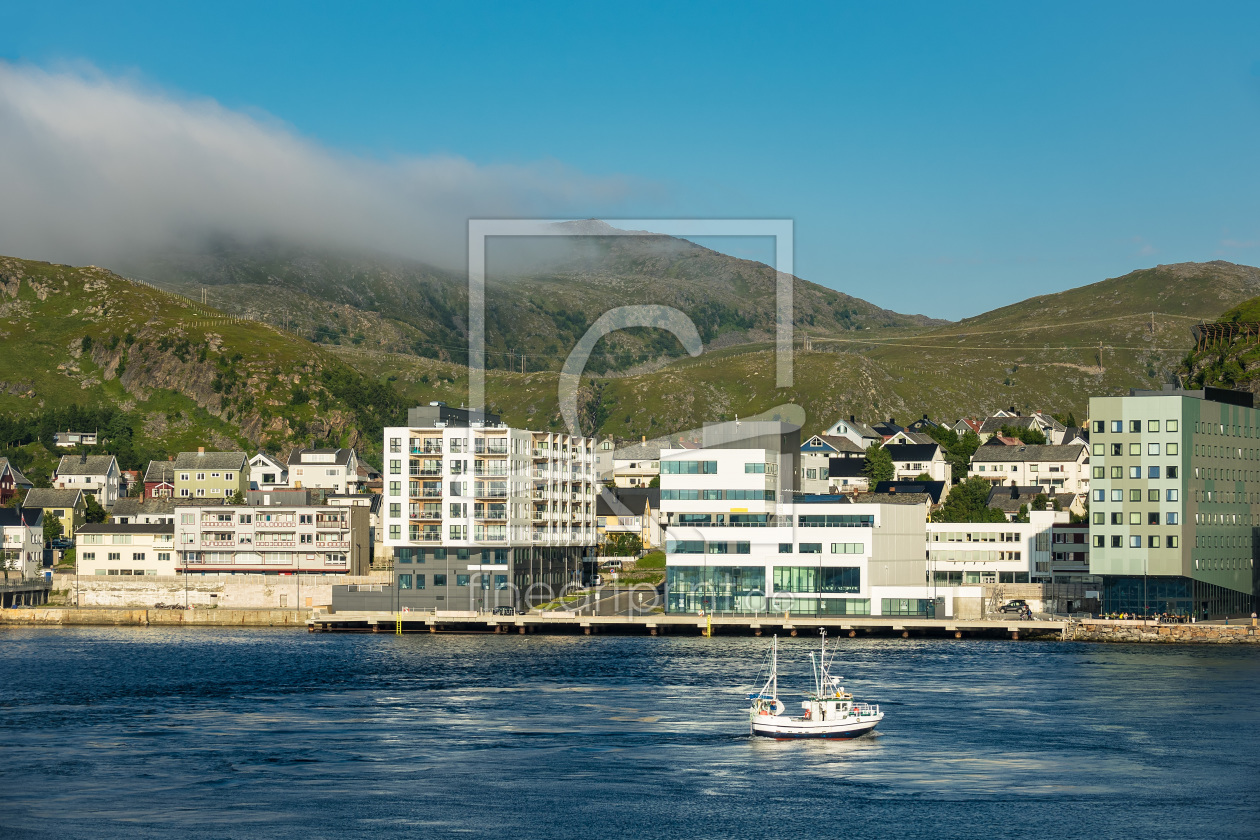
[
  {"x1": 0, "y1": 607, "x2": 308, "y2": 627},
  {"x1": 309, "y1": 610, "x2": 1063, "y2": 640}
]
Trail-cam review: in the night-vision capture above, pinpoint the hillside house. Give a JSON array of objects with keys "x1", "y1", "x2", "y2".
[
  {"x1": 143, "y1": 461, "x2": 175, "y2": 499},
  {"x1": 0, "y1": 507, "x2": 44, "y2": 580},
  {"x1": 969, "y1": 443, "x2": 1090, "y2": 493},
  {"x1": 22, "y1": 488, "x2": 86, "y2": 539},
  {"x1": 249, "y1": 452, "x2": 288, "y2": 491},
  {"x1": 172, "y1": 450, "x2": 249, "y2": 499},
  {"x1": 822, "y1": 416, "x2": 883, "y2": 451},
  {"x1": 883, "y1": 442, "x2": 952, "y2": 483},
  {"x1": 800, "y1": 434, "x2": 864, "y2": 494},
  {"x1": 0, "y1": 458, "x2": 33, "y2": 507},
  {"x1": 287, "y1": 448, "x2": 361, "y2": 494},
  {"x1": 52, "y1": 453, "x2": 120, "y2": 508}
]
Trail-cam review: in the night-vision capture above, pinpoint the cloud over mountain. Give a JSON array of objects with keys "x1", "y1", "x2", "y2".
[{"x1": 0, "y1": 63, "x2": 642, "y2": 269}]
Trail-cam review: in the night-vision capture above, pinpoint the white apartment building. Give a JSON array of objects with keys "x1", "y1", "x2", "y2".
[
  {"x1": 1, "y1": 507, "x2": 43, "y2": 579},
  {"x1": 77, "y1": 522, "x2": 177, "y2": 576},
  {"x1": 376, "y1": 404, "x2": 598, "y2": 610},
  {"x1": 660, "y1": 440, "x2": 977, "y2": 618},
  {"x1": 969, "y1": 443, "x2": 1090, "y2": 493},
  {"x1": 53, "y1": 454, "x2": 121, "y2": 508},
  {"x1": 175, "y1": 502, "x2": 370, "y2": 575}
]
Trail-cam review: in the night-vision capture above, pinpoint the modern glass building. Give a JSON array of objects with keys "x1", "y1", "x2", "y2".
[{"x1": 1087, "y1": 386, "x2": 1259, "y2": 618}]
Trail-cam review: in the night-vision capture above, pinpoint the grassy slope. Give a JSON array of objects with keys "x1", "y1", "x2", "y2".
[
  {"x1": 331, "y1": 261, "x2": 1260, "y2": 436},
  {"x1": 0, "y1": 256, "x2": 391, "y2": 462}
]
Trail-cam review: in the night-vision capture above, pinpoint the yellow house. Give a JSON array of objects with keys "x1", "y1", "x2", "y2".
[
  {"x1": 172, "y1": 449, "x2": 249, "y2": 500},
  {"x1": 23, "y1": 487, "x2": 87, "y2": 538}
]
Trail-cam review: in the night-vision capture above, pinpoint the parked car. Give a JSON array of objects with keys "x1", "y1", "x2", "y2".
[
  {"x1": 491, "y1": 606, "x2": 517, "y2": 616},
  {"x1": 589, "y1": 574, "x2": 604, "y2": 587},
  {"x1": 999, "y1": 599, "x2": 1029, "y2": 614}
]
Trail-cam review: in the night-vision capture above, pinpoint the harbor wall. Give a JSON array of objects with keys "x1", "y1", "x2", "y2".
[
  {"x1": 47, "y1": 572, "x2": 391, "y2": 610},
  {"x1": 0, "y1": 607, "x2": 306, "y2": 626},
  {"x1": 1066, "y1": 619, "x2": 1260, "y2": 644}
]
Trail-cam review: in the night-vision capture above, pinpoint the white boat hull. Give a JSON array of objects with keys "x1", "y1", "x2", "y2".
[{"x1": 750, "y1": 711, "x2": 883, "y2": 740}]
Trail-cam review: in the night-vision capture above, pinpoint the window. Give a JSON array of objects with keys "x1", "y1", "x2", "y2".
[
  {"x1": 1147, "y1": 443, "x2": 1159, "y2": 455},
  {"x1": 1148, "y1": 512, "x2": 1159, "y2": 526},
  {"x1": 1092, "y1": 421, "x2": 1104, "y2": 434},
  {"x1": 1092, "y1": 443, "x2": 1104, "y2": 456},
  {"x1": 415, "y1": 575, "x2": 426, "y2": 589},
  {"x1": 1167, "y1": 443, "x2": 1178, "y2": 455},
  {"x1": 1166, "y1": 466, "x2": 1178, "y2": 479},
  {"x1": 1130, "y1": 489, "x2": 1142, "y2": 502},
  {"x1": 1129, "y1": 466, "x2": 1141, "y2": 479},
  {"x1": 300, "y1": 534, "x2": 312, "y2": 544},
  {"x1": 433, "y1": 574, "x2": 447, "y2": 587},
  {"x1": 456, "y1": 574, "x2": 470, "y2": 587},
  {"x1": 132, "y1": 552, "x2": 145, "y2": 561},
  {"x1": 1111, "y1": 535, "x2": 1122, "y2": 548},
  {"x1": 1146, "y1": 420, "x2": 1159, "y2": 432},
  {"x1": 779, "y1": 543, "x2": 792, "y2": 553},
  {"x1": 1092, "y1": 535, "x2": 1104, "y2": 548},
  {"x1": 1129, "y1": 536, "x2": 1141, "y2": 548},
  {"x1": 1111, "y1": 421, "x2": 1122, "y2": 433},
  {"x1": 1110, "y1": 512, "x2": 1122, "y2": 524},
  {"x1": 1167, "y1": 489, "x2": 1178, "y2": 502},
  {"x1": 1148, "y1": 535, "x2": 1161, "y2": 548},
  {"x1": 1029, "y1": 465, "x2": 1039, "y2": 473},
  {"x1": 398, "y1": 574, "x2": 412, "y2": 590},
  {"x1": 660, "y1": 460, "x2": 718, "y2": 474},
  {"x1": 1092, "y1": 512, "x2": 1104, "y2": 525},
  {"x1": 1167, "y1": 512, "x2": 1179, "y2": 525},
  {"x1": 1148, "y1": 466, "x2": 1160, "y2": 479},
  {"x1": 799, "y1": 543, "x2": 822, "y2": 554},
  {"x1": 1093, "y1": 467, "x2": 1104, "y2": 479},
  {"x1": 389, "y1": 525, "x2": 400, "y2": 539},
  {"x1": 390, "y1": 459, "x2": 401, "y2": 474},
  {"x1": 1168, "y1": 536, "x2": 1179, "y2": 548},
  {"x1": 1148, "y1": 490, "x2": 1160, "y2": 502},
  {"x1": 1167, "y1": 420, "x2": 1178, "y2": 432},
  {"x1": 1110, "y1": 490, "x2": 1122, "y2": 501},
  {"x1": 1111, "y1": 443, "x2": 1123, "y2": 456},
  {"x1": 830, "y1": 543, "x2": 863, "y2": 554},
  {"x1": 1129, "y1": 512, "x2": 1141, "y2": 525},
  {"x1": 1129, "y1": 420, "x2": 1141, "y2": 433},
  {"x1": 108, "y1": 552, "x2": 120, "y2": 561},
  {"x1": 389, "y1": 481, "x2": 401, "y2": 496},
  {"x1": 744, "y1": 463, "x2": 766, "y2": 474},
  {"x1": 1129, "y1": 444, "x2": 1141, "y2": 456},
  {"x1": 390, "y1": 503, "x2": 401, "y2": 518}
]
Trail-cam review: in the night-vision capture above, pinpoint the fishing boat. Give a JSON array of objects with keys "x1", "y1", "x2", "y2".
[{"x1": 747, "y1": 631, "x2": 883, "y2": 739}]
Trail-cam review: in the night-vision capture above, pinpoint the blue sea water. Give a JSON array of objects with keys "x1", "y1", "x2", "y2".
[{"x1": 0, "y1": 628, "x2": 1257, "y2": 840}]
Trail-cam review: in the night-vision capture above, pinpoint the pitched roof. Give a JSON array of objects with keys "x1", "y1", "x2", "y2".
[
  {"x1": 971, "y1": 443, "x2": 1087, "y2": 463},
  {"x1": 802, "y1": 434, "x2": 864, "y2": 454},
  {"x1": 75, "y1": 522, "x2": 174, "y2": 535},
  {"x1": 882, "y1": 443, "x2": 943, "y2": 461},
  {"x1": 0, "y1": 507, "x2": 41, "y2": 527},
  {"x1": 171, "y1": 451, "x2": 247, "y2": 471},
  {"x1": 249, "y1": 451, "x2": 286, "y2": 470},
  {"x1": 888, "y1": 430, "x2": 935, "y2": 445},
  {"x1": 979, "y1": 416, "x2": 1040, "y2": 434},
  {"x1": 24, "y1": 488, "x2": 84, "y2": 508},
  {"x1": 826, "y1": 417, "x2": 881, "y2": 440},
  {"x1": 287, "y1": 448, "x2": 355, "y2": 467},
  {"x1": 827, "y1": 459, "x2": 869, "y2": 478},
  {"x1": 953, "y1": 418, "x2": 983, "y2": 434},
  {"x1": 985, "y1": 485, "x2": 1079, "y2": 514},
  {"x1": 56, "y1": 454, "x2": 118, "y2": 476},
  {"x1": 111, "y1": 497, "x2": 184, "y2": 517},
  {"x1": 613, "y1": 487, "x2": 660, "y2": 510},
  {"x1": 873, "y1": 480, "x2": 947, "y2": 504},
  {"x1": 872, "y1": 420, "x2": 905, "y2": 436},
  {"x1": 144, "y1": 461, "x2": 175, "y2": 483},
  {"x1": 0, "y1": 457, "x2": 32, "y2": 487}
]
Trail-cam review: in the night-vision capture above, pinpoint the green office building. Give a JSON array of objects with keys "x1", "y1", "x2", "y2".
[{"x1": 1088, "y1": 386, "x2": 1259, "y2": 618}]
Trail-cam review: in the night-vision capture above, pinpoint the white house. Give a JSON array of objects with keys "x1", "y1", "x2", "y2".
[
  {"x1": 0, "y1": 507, "x2": 43, "y2": 580},
  {"x1": 53, "y1": 453, "x2": 121, "y2": 508},
  {"x1": 969, "y1": 443, "x2": 1090, "y2": 493},
  {"x1": 76, "y1": 522, "x2": 177, "y2": 576},
  {"x1": 249, "y1": 452, "x2": 288, "y2": 491},
  {"x1": 822, "y1": 416, "x2": 883, "y2": 451},
  {"x1": 287, "y1": 448, "x2": 361, "y2": 494},
  {"x1": 883, "y1": 443, "x2": 952, "y2": 484},
  {"x1": 799, "y1": 434, "x2": 865, "y2": 495}
]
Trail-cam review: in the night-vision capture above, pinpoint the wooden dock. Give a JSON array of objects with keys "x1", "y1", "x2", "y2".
[{"x1": 309, "y1": 610, "x2": 1063, "y2": 640}]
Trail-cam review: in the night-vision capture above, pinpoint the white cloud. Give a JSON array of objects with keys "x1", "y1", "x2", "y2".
[{"x1": 0, "y1": 63, "x2": 644, "y2": 269}]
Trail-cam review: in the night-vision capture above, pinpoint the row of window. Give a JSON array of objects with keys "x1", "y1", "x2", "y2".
[
  {"x1": 1093, "y1": 420, "x2": 1179, "y2": 433},
  {"x1": 1195, "y1": 512, "x2": 1254, "y2": 525},
  {"x1": 929, "y1": 550, "x2": 1023, "y2": 562},
  {"x1": 1098, "y1": 511, "x2": 1181, "y2": 526},
  {"x1": 1093, "y1": 489, "x2": 1180, "y2": 503},
  {"x1": 660, "y1": 489, "x2": 775, "y2": 501},
  {"x1": 80, "y1": 552, "x2": 172, "y2": 562},
  {"x1": 772, "y1": 566, "x2": 861, "y2": 594},
  {"x1": 975, "y1": 464, "x2": 1071, "y2": 473},
  {"x1": 397, "y1": 573, "x2": 510, "y2": 589},
  {"x1": 930, "y1": 531, "x2": 1023, "y2": 543},
  {"x1": 1094, "y1": 442, "x2": 1179, "y2": 456},
  {"x1": 1195, "y1": 556, "x2": 1253, "y2": 571},
  {"x1": 395, "y1": 548, "x2": 510, "y2": 563},
  {"x1": 1094, "y1": 535, "x2": 1181, "y2": 548},
  {"x1": 932, "y1": 571, "x2": 1031, "y2": 584},
  {"x1": 661, "y1": 460, "x2": 718, "y2": 475},
  {"x1": 1096, "y1": 465, "x2": 1179, "y2": 480},
  {"x1": 666, "y1": 540, "x2": 866, "y2": 555}
]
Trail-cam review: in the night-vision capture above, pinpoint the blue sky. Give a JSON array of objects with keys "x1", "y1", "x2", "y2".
[{"x1": 5, "y1": 1, "x2": 1260, "y2": 319}]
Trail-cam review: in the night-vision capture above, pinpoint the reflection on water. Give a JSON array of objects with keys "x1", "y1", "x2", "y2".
[{"x1": 1, "y1": 628, "x2": 1257, "y2": 839}]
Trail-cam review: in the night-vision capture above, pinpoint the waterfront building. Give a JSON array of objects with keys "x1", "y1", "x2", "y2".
[
  {"x1": 661, "y1": 423, "x2": 975, "y2": 618},
  {"x1": 926, "y1": 510, "x2": 1066, "y2": 587},
  {"x1": 0, "y1": 507, "x2": 43, "y2": 580},
  {"x1": 1087, "y1": 385, "x2": 1259, "y2": 617},
  {"x1": 361, "y1": 404, "x2": 597, "y2": 612},
  {"x1": 77, "y1": 522, "x2": 176, "y2": 576},
  {"x1": 174, "y1": 500, "x2": 370, "y2": 575}
]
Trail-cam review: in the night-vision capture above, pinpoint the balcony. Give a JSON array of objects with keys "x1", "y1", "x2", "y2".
[
  {"x1": 314, "y1": 540, "x2": 350, "y2": 550},
  {"x1": 411, "y1": 510, "x2": 442, "y2": 520},
  {"x1": 417, "y1": 529, "x2": 441, "y2": 542},
  {"x1": 200, "y1": 539, "x2": 234, "y2": 547}
]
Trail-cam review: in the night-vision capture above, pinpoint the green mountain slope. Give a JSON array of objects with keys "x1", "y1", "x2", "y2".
[
  {"x1": 0, "y1": 256, "x2": 403, "y2": 465},
  {"x1": 115, "y1": 227, "x2": 945, "y2": 374},
  {"x1": 330, "y1": 261, "x2": 1260, "y2": 437}
]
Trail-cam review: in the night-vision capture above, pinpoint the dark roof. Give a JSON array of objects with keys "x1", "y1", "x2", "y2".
[
  {"x1": 871, "y1": 420, "x2": 904, "y2": 436},
  {"x1": 979, "y1": 415, "x2": 1038, "y2": 434},
  {"x1": 111, "y1": 497, "x2": 188, "y2": 517},
  {"x1": 907, "y1": 417, "x2": 940, "y2": 431},
  {"x1": 287, "y1": 448, "x2": 355, "y2": 467},
  {"x1": 144, "y1": 461, "x2": 175, "y2": 483},
  {"x1": 23, "y1": 488, "x2": 84, "y2": 508},
  {"x1": 0, "y1": 457, "x2": 32, "y2": 487},
  {"x1": 853, "y1": 491, "x2": 930, "y2": 506},
  {"x1": 76, "y1": 522, "x2": 173, "y2": 535},
  {"x1": 171, "y1": 451, "x2": 247, "y2": 471},
  {"x1": 56, "y1": 454, "x2": 118, "y2": 476},
  {"x1": 0, "y1": 507, "x2": 42, "y2": 527},
  {"x1": 971, "y1": 444, "x2": 1087, "y2": 463},
  {"x1": 247, "y1": 488, "x2": 316, "y2": 506},
  {"x1": 986, "y1": 485, "x2": 1079, "y2": 514},
  {"x1": 828, "y1": 459, "x2": 869, "y2": 478},
  {"x1": 873, "y1": 480, "x2": 947, "y2": 504},
  {"x1": 1062, "y1": 426, "x2": 1089, "y2": 444},
  {"x1": 882, "y1": 443, "x2": 942, "y2": 461},
  {"x1": 614, "y1": 487, "x2": 659, "y2": 510}
]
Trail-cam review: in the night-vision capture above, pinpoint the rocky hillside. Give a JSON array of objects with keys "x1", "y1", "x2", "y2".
[
  {"x1": 1178, "y1": 290, "x2": 1260, "y2": 393},
  {"x1": 0, "y1": 256, "x2": 403, "y2": 462}
]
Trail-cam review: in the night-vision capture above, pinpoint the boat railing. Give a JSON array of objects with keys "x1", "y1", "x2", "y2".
[{"x1": 852, "y1": 702, "x2": 880, "y2": 716}]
